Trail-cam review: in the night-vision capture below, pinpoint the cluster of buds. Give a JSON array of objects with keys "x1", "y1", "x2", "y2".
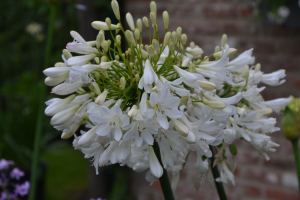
[
  {"x1": 0, "y1": 159, "x2": 30, "y2": 199},
  {"x1": 44, "y1": 0, "x2": 291, "y2": 188}
]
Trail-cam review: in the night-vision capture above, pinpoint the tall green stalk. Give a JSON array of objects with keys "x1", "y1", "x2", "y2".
[
  {"x1": 291, "y1": 139, "x2": 300, "y2": 194},
  {"x1": 28, "y1": 4, "x2": 56, "y2": 200},
  {"x1": 153, "y1": 142, "x2": 175, "y2": 200},
  {"x1": 209, "y1": 146, "x2": 227, "y2": 200}
]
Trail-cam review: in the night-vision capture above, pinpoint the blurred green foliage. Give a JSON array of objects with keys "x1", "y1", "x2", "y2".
[{"x1": 0, "y1": 0, "x2": 77, "y2": 167}]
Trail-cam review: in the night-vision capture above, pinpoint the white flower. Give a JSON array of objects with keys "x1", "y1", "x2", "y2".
[
  {"x1": 242, "y1": 85, "x2": 265, "y2": 103},
  {"x1": 216, "y1": 161, "x2": 235, "y2": 185},
  {"x1": 123, "y1": 109, "x2": 158, "y2": 147},
  {"x1": 51, "y1": 79, "x2": 83, "y2": 95},
  {"x1": 43, "y1": 67, "x2": 70, "y2": 78},
  {"x1": 263, "y1": 98, "x2": 291, "y2": 113},
  {"x1": 91, "y1": 21, "x2": 120, "y2": 30},
  {"x1": 148, "y1": 145, "x2": 163, "y2": 178},
  {"x1": 173, "y1": 65, "x2": 198, "y2": 88},
  {"x1": 138, "y1": 59, "x2": 158, "y2": 93},
  {"x1": 66, "y1": 31, "x2": 98, "y2": 55},
  {"x1": 261, "y1": 69, "x2": 286, "y2": 86},
  {"x1": 226, "y1": 49, "x2": 255, "y2": 73},
  {"x1": 145, "y1": 88, "x2": 183, "y2": 130},
  {"x1": 45, "y1": 94, "x2": 76, "y2": 116},
  {"x1": 67, "y1": 54, "x2": 97, "y2": 66},
  {"x1": 89, "y1": 105, "x2": 129, "y2": 141}
]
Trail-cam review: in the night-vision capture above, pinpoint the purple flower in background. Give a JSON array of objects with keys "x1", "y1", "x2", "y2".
[
  {"x1": 0, "y1": 192, "x2": 7, "y2": 200},
  {"x1": 15, "y1": 181, "x2": 30, "y2": 196},
  {"x1": 90, "y1": 198, "x2": 106, "y2": 200},
  {"x1": 0, "y1": 159, "x2": 14, "y2": 170},
  {"x1": 10, "y1": 168, "x2": 25, "y2": 180}
]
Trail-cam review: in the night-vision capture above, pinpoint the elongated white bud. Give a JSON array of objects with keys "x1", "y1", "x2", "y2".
[
  {"x1": 152, "y1": 39, "x2": 160, "y2": 53},
  {"x1": 135, "y1": 74, "x2": 140, "y2": 82},
  {"x1": 67, "y1": 54, "x2": 96, "y2": 66},
  {"x1": 186, "y1": 47, "x2": 203, "y2": 56},
  {"x1": 45, "y1": 95, "x2": 76, "y2": 116},
  {"x1": 163, "y1": 32, "x2": 171, "y2": 47},
  {"x1": 63, "y1": 49, "x2": 72, "y2": 59},
  {"x1": 150, "y1": 1, "x2": 156, "y2": 15},
  {"x1": 150, "y1": 12, "x2": 156, "y2": 26},
  {"x1": 45, "y1": 74, "x2": 68, "y2": 86},
  {"x1": 173, "y1": 119, "x2": 189, "y2": 137},
  {"x1": 182, "y1": 58, "x2": 190, "y2": 67},
  {"x1": 215, "y1": 45, "x2": 220, "y2": 53},
  {"x1": 101, "y1": 41, "x2": 109, "y2": 52},
  {"x1": 126, "y1": 13, "x2": 135, "y2": 31},
  {"x1": 256, "y1": 108, "x2": 273, "y2": 115},
  {"x1": 137, "y1": 19, "x2": 142, "y2": 32},
  {"x1": 203, "y1": 100, "x2": 226, "y2": 109},
  {"x1": 95, "y1": 90, "x2": 108, "y2": 105},
  {"x1": 176, "y1": 27, "x2": 182, "y2": 40},
  {"x1": 147, "y1": 45, "x2": 155, "y2": 56},
  {"x1": 111, "y1": 0, "x2": 120, "y2": 20},
  {"x1": 196, "y1": 80, "x2": 216, "y2": 91},
  {"x1": 105, "y1": 17, "x2": 111, "y2": 29},
  {"x1": 181, "y1": 34, "x2": 187, "y2": 46},
  {"x1": 90, "y1": 82, "x2": 101, "y2": 95},
  {"x1": 78, "y1": 126, "x2": 98, "y2": 146},
  {"x1": 134, "y1": 28, "x2": 140, "y2": 40},
  {"x1": 148, "y1": 145, "x2": 163, "y2": 178},
  {"x1": 213, "y1": 48, "x2": 237, "y2": 59},
  {"x1": 91, "y1": 21, "x2": 119, "y2": 30},
  {"x1": 61, "y1": 131, "x2": 75, "y2": 139},
  {"x1": 128, "y1": 105, "x2": 138, "y2": 118},
  {"x1": 163, "y1": 11, "x2": 169, "y2": 30},
  {"x1": 190, "y1": 41, "x2": 195, "y2": 48},
  {"x1": 96, "y1": 30, "x2": 104, "y2": 49},
  {"x1": 43, "y1": 67, "x2": 70, "y2": 78},
  {"x1": 125, "y1": 30, "x2": 136, "y2": 47},
  {"x1": 138, "y1": 45, "x2": 149, "y2": 59},
  {"x1": 171, "y1": 31, "x2": 176, "y2": 43},
  {"x1": 120, "y1": 77, "x2": 126, "y2": 89},
  {"x1": 181, "y1": 131, "x2": 196, "y2": 144},
  {"x1": 51, "y1": 105, "x2": 80, "y2": 126},
  {"x1": 255, "y1": 63, "x2": 261, "y2": 73},
  {"x1": 142, "y1": 17, "x2": 149, "y2": 28},
  {"x1": 221, "y1": 34, "x2": 227, "y2": 47}
]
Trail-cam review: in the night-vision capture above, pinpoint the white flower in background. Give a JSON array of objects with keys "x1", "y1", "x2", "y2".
[{"x1": 42, "y1": 0, "x2": 291, "y2": 191}]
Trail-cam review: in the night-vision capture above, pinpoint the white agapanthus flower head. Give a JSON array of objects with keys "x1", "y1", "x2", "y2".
[{"x1": 43, "y1": 0, "x2": 291, "y2": 191}]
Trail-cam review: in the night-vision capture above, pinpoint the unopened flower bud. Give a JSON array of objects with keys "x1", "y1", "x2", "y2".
[
  {"x1": 168, "y1": 41, "x2": 174, "y2": 50},
  {"x1": 137, "y1": 19, "x2": 143, "y2": 32},
  {"x1": 152, "y1": 39, "x2": 160, "y2": 53},
  {"x1": 142, "y1": 16, "x2": 149, "y2": 28},
  {"x1": 215, "y1": 45, "x2": 221, "y2": 53},
  {"x1": 101, "y1": 69, "x2": 109, "y2": 78},
  {"x1": 181, "y1": 34, "x2": 187, "y2": 46},
  {"x1": 221, "y1": 34, "x2": 227, "y2": 48},
  {"x1": 125, "y1": 30, "x2": 136, "y2": 47},
  {"x1": 163, "y1": 32, "x2": 171, "y2": 47},
  {"x1": 105, "y1": 17, "x2": 111, "y2": 29},
  {"x1": 128, "y1": 105, "x2": 138, "y2": 118},
  {"x1": 163, "y1": 11, "x2": 169, "y2": 30},
  {"x1": 213, "y1": 48, "x2": 237, "y2": 59},
  {"x1": 126, "y1": 13, "x2": 135, "y2": 31},
  {"x1": 78, "y1": 125, "x2": 98, "y2": 147},
  {"x1": 150, "y1": 1, "x2": 156, "y2": 14},
  {"x1": 173, "y1": 119, "x2": 189, "y2": 137},
  {"x1": 45, "y1": 95, "x2": 76, "y2": 116},
  {"x1": 91, "y1": 82, "x2": 101, "y2": 95},
  {"x1": 256, "y1": 108, "x2": 273, "y2": 115},
  {"x1": 134, "y1": 28, "x2": 140, "y2": 40},
  {"x1": 99, "y1": 61, "x2": 113, "y2": 69},
  {"x1": 120, "y1": 77, "x2": 126, "y2": 89},
  {"x1": 282, "y1": 97, "x2": 300, "y2": 140},
  {"x1": 91, "y1": 21, "x2": 119, "y2": 30},
  {"x1": 186, "y1": 47, "x2": 203, "y2": 56},
  {"x1": 51, "y1": 105, "x2": 80, "y2": 126},
  {"x1": 197, "y1": 80, "x2": 216, "y2": 91},
  {"x1": 190, "y1": 41, "x2": 195, "y2": 49},
  {"x1": 101, "y1": 41, "x2": 109, "y2": 52},
  {"x1": 95, "y1": 90, "x2": 108, "y2": 105},
  {"x1": 111, "y1": 0, "x2": 120, "y2": 20},
  {"x1": 171, "y1": 31, "x2": 176, "y2": 43},
  {"x1": 61, "y1": 131, "x2": 75, "y2": 139},
  {"x1": 147, "y1": 45, "x2": 155, "y2": 56},
  {"x1": 189, "y1": 63, "x2": 195, "y2": 73},
  {"x1": 203, "y1": 100, "x2": 226, "y2": 109},
  {"x1": 150, "y1": 12, "x2": 156, "y2": 26},
  {"x1": 182, "y1": 58, "x2": 190, "y2": 67},
  {"x1": 63, "y1": 49, "x2": 72, "y2": 59},
  {"x1": 255, "y1": 63, "x2": 261, "y2": 73},
  {"x1": 176, "y1": 27, "x2": 182, "y2": 40},
  {"x1": 135, "y1": 74, "x2": 140, "y2": 82},
  {"x1": 101, "y1": 56, "x2": 107, "y2": 62},
  {"x1": 181, "y1": 131, "x2": 196, "y2": 144},
  {"x1": 115, "y1": 99, "x2": 123, "y2": 106},
  {"x1": 107, "y1": 39, "x2": 111, "y2": 47}
]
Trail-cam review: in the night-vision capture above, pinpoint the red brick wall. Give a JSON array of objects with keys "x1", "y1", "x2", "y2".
[{"x1": 125, "y1": 0, "x2": 300, "y2": 199}]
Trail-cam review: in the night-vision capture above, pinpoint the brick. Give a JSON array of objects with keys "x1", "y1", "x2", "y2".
[
  {"x1": 282, "y1": 172, "x2": 299, "y2": 189},
  {"x1": 242, "y1": 185, "x2": 261, "y2": 197},
  {"x1": 243, "y1": 169, "x2": 280, "y2": 185},
  {"x1": 266, "y1": 188, "x2": 300, "y2": 200},
  {"x1": 203, "y1": 4, "x2": 238, "y2": 18}
]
